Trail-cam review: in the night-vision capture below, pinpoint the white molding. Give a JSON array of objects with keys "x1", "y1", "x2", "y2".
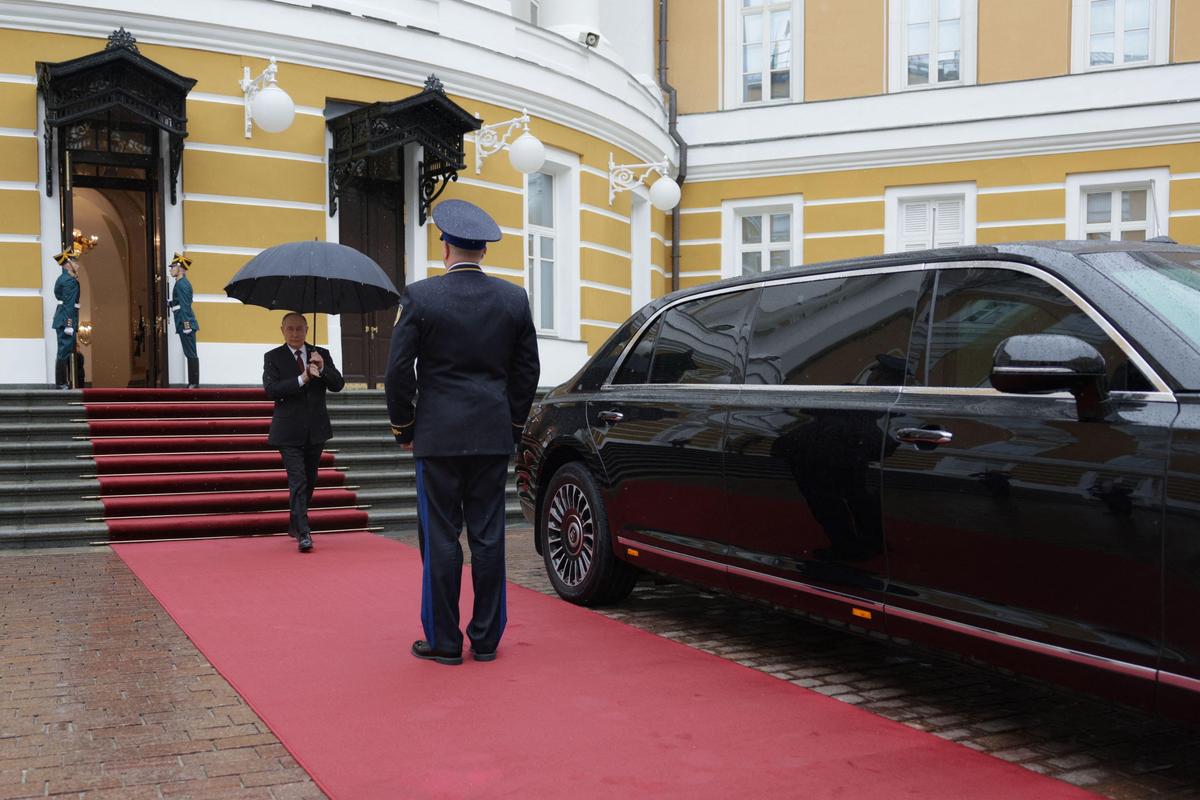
[
  {"x1": 888, "y1": 0, "x2": 978, "y2": 92},
  {"x1": 580, "y1": 241, "x2": 632, "y2": 260},
  {"x1": 1064, "y1": 167, "x2": 1170, "y2": 239},
  {"x1": 805, "y1": 195, "x2": 883, "y2": 206},
  {"x1": 483, "y1": 265, "x2": 525, "y2": 277},
  {"x1": 0, "y1": 72, "x2": 35, "y2": 84},
  {"x1": 189, "y1": 91, "x2": 324, "y2": 117},
  {"x1": 184, "y1": 142, "x2": 325, "y2": 163},
  {"x1": 1171, "y1": 172, "x2": 1200, "y2": 182},
  {"x1": 977, "y1": 183, "x2": 1065, "y2": 195},
  {"x1": 183, "y1": 193, "x2": 325, "y2": 211},
  {"x1": 581, "y1": 203, "x2": 630, "y2": 224},
  {"x1": 0, "y1": 127, "x2": 35, "y2": 138},
  {"x1": 0, "y1": 233, "x2": 39, "y2": 243},
  {"x1": 681, "y1": 64, "x2": 1200, "y2": 181},
  {"x1": 498, "y1": 226, "x2": 524, "y2": 238},
  {"x1": 679, "y1": 269, "x2": 723, "y2": 277},
  {"x1": 884, "y1": 181, "x2": 977, "y2": 253},
  {"x1": 721, "y1": 193, "x2": 803, "y2": 278},
  {"x1": 977, "y1": 218, "x2": 1065, "y2": 229},
  {"x1": 1170, "y1": 209, "x2": 1200, "y2": 218},
  {"x1": 0, "y1": 287, "x2": 40, "y2": 296},
  {"x1": 579, "y1": 280, "x2": 631, "y2": 296},
  {"x1": 679, "y1": 238, "x2": 722, "y2": 247},
  {"x1": 184, "y1": 244, "x2": 264, "y2": 255},
  {"x1": 722, "y1": 0, "x2": 804, "y2": 109},
  {"x1": 0, "y1": 181, "x2": 37, "y2": 192},
  {"x1": 803, "y1": 228, "x2": 884, "y2": 239},
  {"x1": 1070, "y1": 0, "x2": 1171, "y2": 74},
  {"x1": 0, "y1": 0, "x2": 674, "y2": 167},
  {"x1": 525, "y1": 145, "x2": 581, "y2": 340},
  {"x1": 454, "y1": 175, "x2": 524, "y2": 195},
  {"x1": 194, "y1": 294, "x2": 242, "y2": 304},
  {"x1": 580, "y1": 317, "x2": 620, "y2": 329},
  {"x1": 580, "y1": 164, "x2": 609, "y2": 180},
  {"x1": 679, "y1": 206, "x2": 721, "y2": 215}
]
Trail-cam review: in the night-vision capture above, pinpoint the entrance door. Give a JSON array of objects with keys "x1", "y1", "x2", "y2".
[
  {"x1": 58, "y1": 112, "x2": 166, "y2": 387},
  {"x1": 338, "y1": 177, "x2": 404, "y2": 387}
]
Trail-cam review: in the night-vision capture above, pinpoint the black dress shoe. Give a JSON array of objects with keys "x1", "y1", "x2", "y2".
[
  {"x1": 411, "y1": 640, "x2": 462, "y2": 666},
  {"x1": 298, "y1": 533, "x2": 313, "y2": 553},
  {"x1": 470, "y1": 647, "x2": 497, "y2": 662}
]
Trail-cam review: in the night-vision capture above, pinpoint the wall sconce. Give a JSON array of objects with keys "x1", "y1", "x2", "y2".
[
  {"x1": 608, "y1": 153, "x2": 681, "y2": 211},
  {"x1": 473, "y1": 109, "x2": 546, "y2": 174},
  {"x1": 240, "y1": 57, "x2": 295, "y2": 138},
  {"x1": 77, "y1": 322, "x2": 93, "y2": 346},
  {"x1": 71, "y1": 228, "x2": 99, "y2": 256}
]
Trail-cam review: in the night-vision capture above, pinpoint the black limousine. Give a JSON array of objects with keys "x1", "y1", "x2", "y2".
[{"x1": 516, "y1": 240, "x2": 1200, "y2": 720}]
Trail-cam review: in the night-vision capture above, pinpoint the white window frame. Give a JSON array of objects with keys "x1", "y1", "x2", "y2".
[
  {"x1": 721, "y1": 194, "x2": 803, "y2": 279},
  {"x1": 723, "y1": 0, "x2": 804, "y2": 109},
  {"x1": 884, "y1": 182, "x2": 977, "y2": 252},
  {"x1": 1070, "y1": 0, "x2": 1170, "y2": 73},
  {"x1": 524, "y1": 145, "x2": 580, "y2": 341},
  {"x1": 630, "y1": 189, "x2": 652, "y2": 311},
  {"x1": 888, "y1": 0, "x2": 978, "y2": 92},
  {"x1": 1065, "y1": 167, "x2": 1169, "y2": 241}
]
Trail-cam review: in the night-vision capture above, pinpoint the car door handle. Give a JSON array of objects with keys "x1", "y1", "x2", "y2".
[
  {"x1": 895, "y1": 427, "x2": 954, "y2": 446},
  {"x1": 597, "y1": 410, "x2": 625, "y2": 424}
]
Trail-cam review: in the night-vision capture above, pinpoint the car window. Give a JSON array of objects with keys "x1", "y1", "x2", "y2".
[
  {"x1": 612, "y1": 318, "x2": 661, "y2": 384},
  {"x1": 745, "y1": 271, "x2": 923, "y2": 386},
  {"x1": 648, "y1": 290, "x2": 755, "y2": 385},
  {"x1": 911, "y1": 265, "x2": 1153, "y2": 391}
]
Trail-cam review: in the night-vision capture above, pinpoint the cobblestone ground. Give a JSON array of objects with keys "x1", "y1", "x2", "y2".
[{"x1": 3, "y1": 529, "x2": 1199, "y2": 799}]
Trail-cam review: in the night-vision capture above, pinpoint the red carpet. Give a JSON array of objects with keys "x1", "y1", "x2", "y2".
[
  {"x1": 79, "y1": 388, "x2": 367, "y2": 541},
  {"x1": 114, "y1": 533, "x2": 1099, "y2": 800}
]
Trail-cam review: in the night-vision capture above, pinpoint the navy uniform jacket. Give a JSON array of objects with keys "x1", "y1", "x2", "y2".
[
  {"x1": 169, "y1": 275, "x2": 199, "y2": 332},
  {"x1": 385, "y1": 264, "x2": 540, "y2": 458},
  {"x1": 263, "y1": 343, "x2": 345, "y2": 447},
  {"x1": 52, "y1": 270, "x2": 79, "y2": 331}
]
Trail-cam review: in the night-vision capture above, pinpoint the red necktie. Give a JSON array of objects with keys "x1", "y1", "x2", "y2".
[{"x1": 295, "y1": 349, "x2": 305, "y2": 375}]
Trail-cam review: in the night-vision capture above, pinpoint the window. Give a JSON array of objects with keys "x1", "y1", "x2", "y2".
[
  {"x1": 745, "y1": 272, "x2": 923, "y2": 386},
  {"x1": 910, "y1": 266, "x2": 1151, "y2": 391},
  {"x1": 527, "y1": 170, "x2": 556, "y2": 333},
  {"x1": 1065, "y1": 169, "x2": 1168, "y2": 242},
  {"x1": 613, "y1": 318, "x2": 661, "y2": 385},
  {"x1": 884, "y1": 183, "x2": 976, "y2": 253},
  {"x1": 647, "y1": 291, "x2": 756, "y2": 385},
  {"x1": 1071, "y1": 0, "x2": 1169, "y2": 71},
  {"x1": 722, "y1": 195, "x2": 803, "y2": 278},
  {"x1": 738, "y1": 210, "x2": 793, "y2": 275},
  {"x1": 889, "y1": 0, "x2": 977, "y2": 91},
  {"x1": 724, "y1": 1, "x2": 802, "y2": 106}
]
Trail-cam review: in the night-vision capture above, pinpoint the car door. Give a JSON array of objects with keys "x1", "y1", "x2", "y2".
[
  {"x1": 720, "y1": 268, "x2": 924, "y2": 629},
  {"x1": 881, "y1": 262, "x2": 1173, "y2": 707},
  {"x1": 588, "y1": 288, "x2": 756, "y2": 586}
]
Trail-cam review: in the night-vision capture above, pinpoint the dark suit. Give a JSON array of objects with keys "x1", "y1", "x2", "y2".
[
  {"x1": 386, "y1": 263, "x2": 540, "y2": 655},
  {"x1": 263, "y1": 343, "x2": 345, "y2": 541}
]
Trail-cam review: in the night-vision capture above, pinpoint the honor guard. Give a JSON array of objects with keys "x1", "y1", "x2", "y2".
[
  {"x1": 168, "y1": 253, "x2": 201, "y2": 387},
  {"x1": 51, "y1": 249, "x2": 81, "y2": 390},
  {"x1": 386, "y1": 198, "x2": 540, "y2": 665}
]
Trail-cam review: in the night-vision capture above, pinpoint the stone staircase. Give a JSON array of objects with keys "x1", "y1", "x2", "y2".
[{"x1": 0, "y1": 388, "x2": 524, "y2": 548}]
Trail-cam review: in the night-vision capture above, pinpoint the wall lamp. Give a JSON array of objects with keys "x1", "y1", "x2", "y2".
[
  {"x1": 240, "y1": 57, "x2": 295, "y2": 138},
  {"x1": 473, "y1": 108, "x2": 546, "y2": 174},
  {"x1": 608, "y1": 153, "x2": 681, "y2": 211}
]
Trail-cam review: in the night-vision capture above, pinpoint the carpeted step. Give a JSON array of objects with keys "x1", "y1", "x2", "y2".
[
  {"x1": 89, "y1": 451, "x2": 337, "y2": 475},
  {"x1": 88, "y1": 435, "x2": 274, "y2": 455},
  {"x1": 93, "y1": 468, "x2": 346, "y2": 496},
  {"x1": 79, "y1": 401, "x2": 275, "y2": 419},
  {"x1": 84, "y1": 418, "x2": 272, "y2": 436},
  {"x1": 82, "y1": 388, "x2": 268, "y2": 402},
  {"x1": 105, "y1": 507, "x2": 370, "y2": 541},
  {"x1": 98, "y1": 488, "x2": 360, "y2": 518}
]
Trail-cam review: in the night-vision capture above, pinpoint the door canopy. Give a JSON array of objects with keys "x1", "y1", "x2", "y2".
[
  {"x1": 327, "y1": 75, "x2": 481, "y2": 223},
  {"x1": 37, "y1": 28, "x2": 197, "y2": 203}
]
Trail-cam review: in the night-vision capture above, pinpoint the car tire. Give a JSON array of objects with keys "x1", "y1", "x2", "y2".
[{"x1": 539, "y1": 462, "x2": 638, "y2": 606}]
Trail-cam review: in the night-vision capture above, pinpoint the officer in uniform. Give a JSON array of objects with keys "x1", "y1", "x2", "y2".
[
  {"x1": 51, "y1": 248, "x2": 81, "y2": 390},
  {"x1": 168, "y1": 252, "x2": 200, "y2": 387},
  {"x1": 386, "y1": 199, "x2": 540, "y2": 665}
]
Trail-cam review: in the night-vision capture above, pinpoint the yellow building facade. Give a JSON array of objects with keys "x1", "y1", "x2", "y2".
[{"x1": 0, "y1": 0, "x2": 1197, "y2": 388}]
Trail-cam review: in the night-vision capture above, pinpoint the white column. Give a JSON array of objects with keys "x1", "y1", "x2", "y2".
[{"x1": 602, "y1": 0, "x2": 657, "y2": 87}]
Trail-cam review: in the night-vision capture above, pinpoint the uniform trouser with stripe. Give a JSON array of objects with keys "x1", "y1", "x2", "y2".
[
  {"x1": 55, "y1": 328, "x2": 75, "y2": 360},
  {"x1": 415, "y1": 454, "x2": 510, "y2": 654},
  {"x1": 279, "y1": 441, "x2": 322, "y2": 539},
  {"x1": 178, "y1": 331, "x2": 197, "y2": 359}
]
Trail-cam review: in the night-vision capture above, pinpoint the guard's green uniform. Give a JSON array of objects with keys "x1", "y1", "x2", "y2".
[
  {"x1": 169, "y1": 273, "x2": 199, "y2": 358},
  {"x1": 52, "y1": 268, "x2": 79, "y2": 361}
]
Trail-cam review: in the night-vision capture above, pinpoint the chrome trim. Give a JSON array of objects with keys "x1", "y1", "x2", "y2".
[
  {"x1": 887, "y1": 605, "x2": 1158, "y2": 682},
  {"x1": 1160, "y1": 669, "x2": 1200, "y2": 694},
  {"x1": 992, "y1": 366, "x2": 1076, "y2": 375},
  {"x1": 617, "y1": 536, "x2": 884, "y2": 613},
  {"x1": 602, "y1": 258, "x2": 1173, "y2": 395},
  {"x1": 899, "y1": 386, "x2": 1075, "y2": 400},
  {"x1": 601, "y1": 382, "x2": 901, "y2": 393}
]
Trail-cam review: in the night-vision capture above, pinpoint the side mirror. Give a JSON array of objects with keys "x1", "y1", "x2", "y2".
[{"x1": 991, "y1": 334, "x2": 1112, "y2": 422}]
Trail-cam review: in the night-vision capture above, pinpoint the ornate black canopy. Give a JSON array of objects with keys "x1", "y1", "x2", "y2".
[
  {"x1": 37, "y1": 28, "x2": 197, "y2": 203},
  {"x1": 327, "y1": 75, "x2": 481, "y2": 223}
]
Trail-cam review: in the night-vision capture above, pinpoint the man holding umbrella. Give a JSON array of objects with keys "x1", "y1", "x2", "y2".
[
  {"x1": 386, "y1": 199, "x2": 540, "y2": 665},
  {"x1": 263, "y1": 313, "x2": 345, "y2": 553}
]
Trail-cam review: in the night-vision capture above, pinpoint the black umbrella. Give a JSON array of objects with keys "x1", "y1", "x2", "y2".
[{"x1": 224, "y1": 240, "x2": 400, "y2": 342}]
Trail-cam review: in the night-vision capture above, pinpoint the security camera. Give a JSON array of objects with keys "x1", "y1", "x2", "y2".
[{"x1": 577, "y1": 30, "x2": 600, "y2": 48}]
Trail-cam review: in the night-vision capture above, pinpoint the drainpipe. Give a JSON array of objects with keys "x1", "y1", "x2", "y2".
[{"x1": 658, "y1": 0, "x2": 687, "y2": 293}]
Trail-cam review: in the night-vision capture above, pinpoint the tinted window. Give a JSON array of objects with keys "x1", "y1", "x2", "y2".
[
  {"x1": 573, "y1": 307, "x2": 652, "y2": 392},
  {"x1": 648, "y1": 290, "x2": 755, "y2": 385},
  {"x1": 745, "y1": 271, "x2": 923, "y2": 386},
  {"x1": 612, "y1": 318, "x2": 661, "y2": 384},
  {"x1": 912, "y1": 266, "x2": 1152, "y2": 391}
]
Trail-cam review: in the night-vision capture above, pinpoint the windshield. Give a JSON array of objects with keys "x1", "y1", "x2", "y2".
[{"x1": 1088, "y1": 250, "x2": 1200, "y2": 355}]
